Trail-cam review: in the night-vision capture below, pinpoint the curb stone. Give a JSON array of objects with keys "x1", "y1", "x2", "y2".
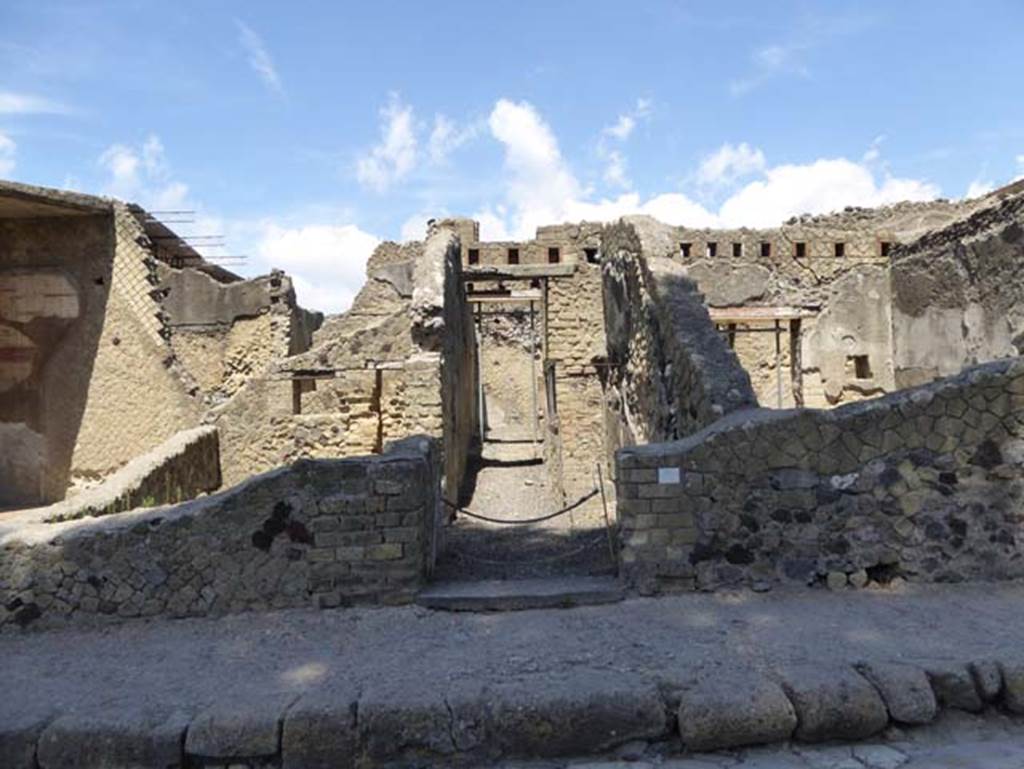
[
  {"x1": 36, "y1": 706, "x2": 190, "y2": 769},
  {"x1": 677, "y1": 673, "x2": 796, "y2": 751},
  {"x1": 12, "y1": 653, "x2": 1024, "y2": 767},
  {"x1": 186, "y1": 694, "x2": 296, "y2": 761},
  {"x1": 776, "y1": 665, "x2": 888, "y2": 743},
  {"x1": 856, "y1": 661, "x2": 937, "y2": 725}
]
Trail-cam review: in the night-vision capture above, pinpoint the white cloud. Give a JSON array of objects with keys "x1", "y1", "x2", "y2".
[
  {"x1": 602, "y1": 98, "x2": 651, "y2": 141},
  {"x1": 427, "y1": 114, "x2": 479, "y2": 164},
  {"x1": 97, "y1": 134, "x2": 190, "y2": 208},
  {"x1": 356, "y1": 95, "x2": 417, "y2": 193},
  {"x1": 256, "y1": 223, "x2": 380, "y2": 313},
  {"x1": 605, "y1": 115, "x2": 636, "y2": 142},
  {"x1": 730, "y1": 43, "x2": 809, "y2": 96},
  {"x1": 0, "y1": 91, "x2": 70, "y2": 115},
  {"x1": 602, "y1": 150, "x2": 629, "y2": 189},
  {"x1": 236, "y1": 20, "x2": 284, "y2": 95},
  {"x1": 480, "y1": 98, "x2": 937, "y2": 236},
  {"x1": 966, "y1": 179, "x2": 994, "y2": 199},
  {"x1": 695, "y1": 142, "x2": 766, "y2": 187},
  {"x1": 400, "y1": 212, "x2": 433, "y2": 241},
  {"x1": 717, "y1": 158, "x2": 938, "y2": 227},
  {"x1": 488, "y1": 98, "x2": 582, "y2": 236},
  {"x1": 597, "y1": 98, "x2": 652, "y2": 189},
  {"x1": 0, "y1": 131, "x2": 15, "y2": 175},
  {"x1": 862, "y1": 134, "x2": 886, "y2": 163},
  {"x1": 98, "y1": 143, "x2": 140, "y2": 190}
]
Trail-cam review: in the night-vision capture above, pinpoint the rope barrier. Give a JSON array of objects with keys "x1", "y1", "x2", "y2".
[{"x1": 442, "y1": 488, "x2": 599, "y2": 525}]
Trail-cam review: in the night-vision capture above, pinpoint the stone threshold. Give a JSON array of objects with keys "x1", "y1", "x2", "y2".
[{"x1": 416, "y1": 576, "x2": 625, "y2": 611}]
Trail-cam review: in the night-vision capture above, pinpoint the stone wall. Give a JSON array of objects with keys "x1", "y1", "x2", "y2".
[
  {"x1": 891, "y1": 185, "x2": 1024, "y2": 388},
  {"x1": 69, "y1": 206, "x2": 205, "y2": 482},
  {"x1": 216, "y1": 227, "x2": 477, "y2": 500},
  {"x1": 633, "y1": 196, "x2": 1007, "y2": 407},
  {"x1": 616, "y1": 357, "x2": 1024, "y2": 592},
  {"x1": 34, "y1": 426, "x2": 220, "y2": 521},
  {"x1": 545, "y1": 261, "x2": 610, "y2": 505},
  {"x1": 0, "y1": 437, "x2": 440, "y2": 632},
  {"x1": 0, "y1": 201, "x2": 207, "y2": 505},
  {"x1": 478, "y1": 308, "x2": 542, "y2": 435},
  {"x1": 601, "y1": 218, "x2": 757, "y2": 448}
]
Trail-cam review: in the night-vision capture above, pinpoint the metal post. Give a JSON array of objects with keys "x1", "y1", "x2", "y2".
[
  {"x1": 529, "y1": 299, "x2": 539, "y2": 447},
  {"x1": 774, "y1": 319, "x2": 783, "y2": 408},
  {"x1": 596, "y1": 462, "x2": 617, "y2": 565}
]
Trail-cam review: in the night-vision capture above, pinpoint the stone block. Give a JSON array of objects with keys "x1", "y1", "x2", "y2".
[
  {"x1": 186, "y1": 695, "x2": 294, "y2": 759},
  {"x1": 366, "y1": 543, "x2": 404, "y2": 561},
  {"x1": 677, "y1": 673, "x2": 796, "y2": 751},
  {"x1": 383, "y1": 527, "x2": 422, "y2": 544},
  {"x1": 448, "y1": 673, "x2": 667, "y2": 759},
  {"x1": 777, "y1": 665, "x2": 888, "y2": 742},
  {"x1": 857, "y1": 662, "x2": 937, "y2": 725},
  {"x1": 638, "y1": 484, "x2": 684, "y2": 499},
  {"x1": 37, "y1": 706, "x2": 189, "y2": 769},
  {"x1": 0, "y1": 708, "x2": 54, "y2": 769},
  {"x1": 357, "y1": 683, "x2": 454, "y2": 763},
  {"x1": 925, "y1": 662, "x2": 984, "y2": 712},
  {"x1": 998, "y1": 660, "x2": 1024, "y2": 713},
  {"x1": 282, "y1": 687, "x2": 357, "y2": 769}
]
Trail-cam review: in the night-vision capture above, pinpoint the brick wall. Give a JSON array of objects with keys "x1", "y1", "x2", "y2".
[
  {"x1": 0, "y1": 437, "x2": 440, "y2": 632},
  {"x1": 616, "y1": 358, "x2": 1024, "y2": 592}
]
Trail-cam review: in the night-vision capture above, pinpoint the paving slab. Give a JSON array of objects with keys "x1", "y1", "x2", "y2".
[{"x1": 417, "y1": 576, "x2": 624, "y2": 611}]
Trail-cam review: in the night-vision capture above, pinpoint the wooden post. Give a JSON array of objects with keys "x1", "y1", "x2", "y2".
[
  {"x1": 774, "y1": 319, "x2": 783, "y2": 408},
  {"x1": 789, "y1": 318, "x2": 803, "y2": 407}
]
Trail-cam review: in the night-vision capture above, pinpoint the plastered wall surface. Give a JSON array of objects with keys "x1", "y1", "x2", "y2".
[
  {"x1": 892, "y1": 188, "x2": 1024, "y2": 388},
  {"x1": 0, "y1": 210, "x2": 117, "y2": 503}
]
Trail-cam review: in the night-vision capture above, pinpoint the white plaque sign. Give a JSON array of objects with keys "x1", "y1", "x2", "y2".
[{"x1": 657, "y1": 467, "x2": 681, "y2": 485}]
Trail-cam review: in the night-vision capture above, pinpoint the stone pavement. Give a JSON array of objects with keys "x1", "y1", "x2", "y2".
[
  {"x1": 6, "y1": 581, "x2": 1024, "y2": 767},
  {"x1": 492, "y1": 712, "x2": 1024, "y2": 768},
  {"x1": 433, "y1": 434, "x2": 615, "y2": 581}
]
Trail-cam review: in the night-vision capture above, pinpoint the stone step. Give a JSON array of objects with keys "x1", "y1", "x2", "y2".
[{"x1": 416, "y1": 576, "x2": 624, "y2": 611}]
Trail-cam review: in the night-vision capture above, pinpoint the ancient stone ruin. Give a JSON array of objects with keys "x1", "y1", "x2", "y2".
[{"x1": 2, "y1": 175, "x2": 1024, "y2": 633}]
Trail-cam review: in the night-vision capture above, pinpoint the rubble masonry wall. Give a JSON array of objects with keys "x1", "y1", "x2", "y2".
[
  {"x1": 601, "y1": 219, "x2": 758, "y2": 449},
  {"x1": 0, "y1": 437, "x2": 440, "y2": 632},
  {"x1": 616, "y1": 357, "x2": 1024, "y2": 592}
]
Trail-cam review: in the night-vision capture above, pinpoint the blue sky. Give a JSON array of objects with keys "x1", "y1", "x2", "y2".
[{"x1": 2, "y1": 1, "x2": 1023, "y2": 311}]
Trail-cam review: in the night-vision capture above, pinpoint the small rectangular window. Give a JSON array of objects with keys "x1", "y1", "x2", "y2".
[
  {"x1": 584, "y1": 247, "x2": 599, "y2": 264},
  {"x1": 548, "y1": 246, "x2": 560, "y2": 264},
  {"x1": 732, "y1": 242, "x2": 742, "y2": 258},
  {"x1": 468, "y1": 248, "x2": 480, "y2": 265},
  {"x1": 680, "y1": 242, "x2": 691, "y2": 258},
  {"x1": 508, "y1": 247, "x2": 520, "y2": 264},
  {"x1": 707, "y1": 242, "x2": 717, "y2": 258},
  {"x1": 760, "y1": 241, "x2": 771, "y2": 258},
  {"x1": 795, "y1": 242, "x2": 806, "y2": 258},
  {"x1": 880, "y1": 241, "x2": 892, "y2": 257},
  {"x1": 849, "y1": 355, "x2": 872, "y2": 379},
  {"x1": 834, "y1": 242, "x2": 845, "y2": 258}
]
